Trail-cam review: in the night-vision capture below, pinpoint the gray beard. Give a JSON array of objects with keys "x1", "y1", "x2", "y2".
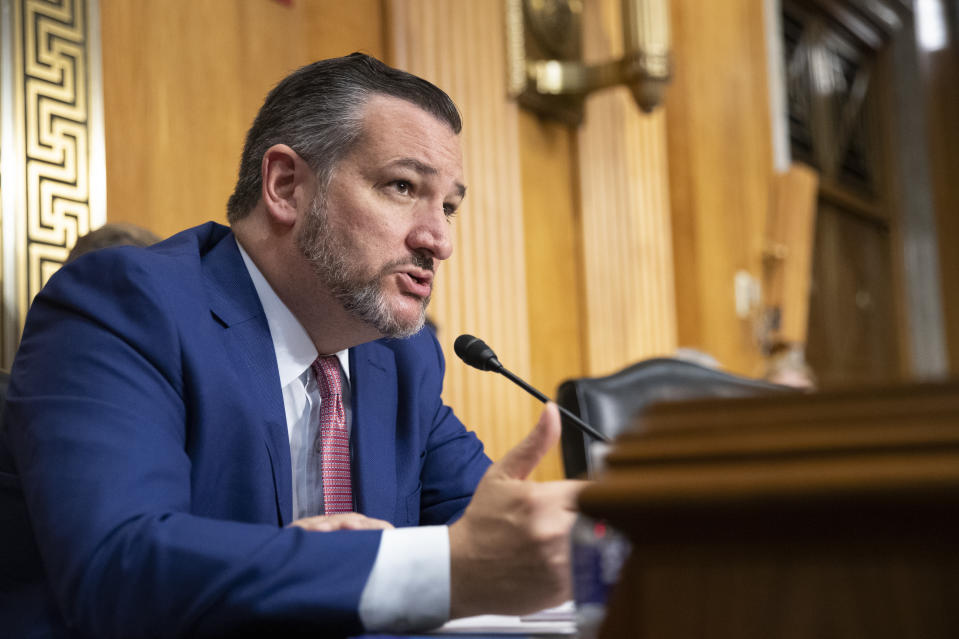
[{"x1": 297, "y1": 198, "x2": 429, "y2": 339}]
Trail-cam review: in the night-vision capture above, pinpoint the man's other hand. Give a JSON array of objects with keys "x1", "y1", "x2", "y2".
[
  {"x1": 289, "y1": 513, "x2": 394, "y2": 532},
  {"x1": 448, "y1": 403, "x2": 586, "y2": 618}
]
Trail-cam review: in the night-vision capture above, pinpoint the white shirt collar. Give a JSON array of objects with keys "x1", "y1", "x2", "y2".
[{"x1": 236, "y1": 238, "x2": 349, "y2": 385}]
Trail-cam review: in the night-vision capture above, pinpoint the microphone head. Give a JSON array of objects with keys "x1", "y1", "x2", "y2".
[{"x1": 454, "y1": 334, "x2": 503, "y2": 372}]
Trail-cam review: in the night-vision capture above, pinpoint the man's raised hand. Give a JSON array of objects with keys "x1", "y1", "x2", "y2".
[{"x1": 448, "y1": 403, "x2": 586, "y2": 618}]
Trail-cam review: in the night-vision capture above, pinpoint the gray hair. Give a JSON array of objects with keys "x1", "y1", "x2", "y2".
[{"x1": 226, "y1": 52, "x2": 461, "y2": 223}]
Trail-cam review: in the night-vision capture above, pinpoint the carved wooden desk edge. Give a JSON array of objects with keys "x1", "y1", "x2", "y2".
[{"x1": 577, "y1": 381, "x2": 959, "y2": 638}]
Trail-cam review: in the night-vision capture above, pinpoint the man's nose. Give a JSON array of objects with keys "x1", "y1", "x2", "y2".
[{"x1": 408, "y1": 201, "x2": 453, "y2": 261}]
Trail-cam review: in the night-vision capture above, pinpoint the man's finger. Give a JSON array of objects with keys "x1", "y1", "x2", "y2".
[
  {"x1": 535, "y1": 479, "x2": 589, "y2": 510},
  {"x1": 289, "y1": 513, "x2": 394, "y2": 531},
  {"x1": 494, "y1": 403, "x2": 561, "y2": 480}
]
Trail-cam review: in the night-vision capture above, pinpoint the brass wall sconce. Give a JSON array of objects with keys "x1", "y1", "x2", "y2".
[{"x1": 506, "y1": 0, "x2": 671, "y2": 125}]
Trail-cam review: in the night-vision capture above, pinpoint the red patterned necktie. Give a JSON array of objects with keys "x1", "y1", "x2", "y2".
[{"x1": 312, "y1": 356, "x2": 352, "y2": 514}]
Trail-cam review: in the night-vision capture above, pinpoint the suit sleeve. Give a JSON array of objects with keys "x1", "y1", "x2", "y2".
[
  {"x1": 415, "y1": 332, "x2": 492, "y2": 525},
  {"x1": 6, "y1": 252, "x2": 377, "y2": 638}
]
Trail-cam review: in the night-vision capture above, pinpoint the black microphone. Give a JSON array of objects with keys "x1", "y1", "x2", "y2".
[{"x1": 454, "y1": 334, "x2": 610, "y2": 443}]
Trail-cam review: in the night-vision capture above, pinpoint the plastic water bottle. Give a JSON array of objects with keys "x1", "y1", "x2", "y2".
[{"x1": 571, "y1": 515, "x2": 630, "y2": 639}]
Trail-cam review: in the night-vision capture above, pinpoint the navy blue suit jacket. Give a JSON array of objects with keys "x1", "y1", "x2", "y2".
[{"x1": 0, "y1": 222, "x2": 491, "y2": 638}]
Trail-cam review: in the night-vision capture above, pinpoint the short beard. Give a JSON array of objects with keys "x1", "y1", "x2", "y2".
[{"x1": 297, "y1": 196, "x2": 431, "y2": 339}]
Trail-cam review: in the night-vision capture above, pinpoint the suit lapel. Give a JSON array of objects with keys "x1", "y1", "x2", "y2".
[
  {"x1": 202, "y1": 230, "x2": 292, "y2": 525},
  {"x1": 350, "y1": 342, "x2": 397, "y2": 522}
]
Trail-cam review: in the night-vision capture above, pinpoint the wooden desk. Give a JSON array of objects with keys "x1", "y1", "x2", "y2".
[{"x1": 579, "y1": 382, "x2": 959, "y2": 638}]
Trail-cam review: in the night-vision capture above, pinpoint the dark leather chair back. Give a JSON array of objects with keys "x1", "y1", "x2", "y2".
[{"x1": 557, "y1": 357, "x2": 792, "y2": 478}]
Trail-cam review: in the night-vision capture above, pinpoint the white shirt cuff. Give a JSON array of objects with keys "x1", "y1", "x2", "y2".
[{"x1": 358, "y1": 525, "x2": 450, "y2": 632}]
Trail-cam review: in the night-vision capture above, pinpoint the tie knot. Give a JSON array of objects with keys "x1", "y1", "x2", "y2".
[{"x1": 312, "y1": 356, "x2": 342, "y2": 399}]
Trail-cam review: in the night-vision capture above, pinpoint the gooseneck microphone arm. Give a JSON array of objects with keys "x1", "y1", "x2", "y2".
[{"x1": 453, "y1": 334, "x2": 611, "y2": 444}]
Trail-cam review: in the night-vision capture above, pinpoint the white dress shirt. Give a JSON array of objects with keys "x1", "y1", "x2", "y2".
[{"x1": 237, "y1": 241, "x2": 449, "y2": 632}]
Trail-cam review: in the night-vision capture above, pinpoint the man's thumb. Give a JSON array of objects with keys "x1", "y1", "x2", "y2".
[{"x1": 495, "y1": 402, "x2": 561, "y2": 480}]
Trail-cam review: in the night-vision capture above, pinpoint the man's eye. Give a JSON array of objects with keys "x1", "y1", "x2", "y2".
[{"x1": 392, "y1": 180, "x2": 412, "y2": 194}]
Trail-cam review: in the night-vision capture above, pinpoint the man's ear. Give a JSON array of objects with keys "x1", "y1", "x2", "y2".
[{"x1": 261, "y1": 144, "x2": 311, "y2": 227}]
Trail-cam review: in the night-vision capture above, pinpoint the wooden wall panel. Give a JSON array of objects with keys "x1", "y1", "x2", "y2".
[
  {"x1": 99, "y1": 0, "x2": 383, "y2": 239},
  {"x1": 518, "y1": 111, "x2": 587, "y2": 451},
  {"x1": 880, "y1": 20, "x2": 950, "y2": 381},
  {"x1": 666, "y1": 0, "x2": 773, "y2": 375},
  {"x1": 389, "y1": 0, "x2": 564, "y2": 480},
  {"x1": 920, "y1": 10, "x2": 959, "y2": 375},
  {"x1": 578, "y1": 0, "x2": 677, "y2": 376}
]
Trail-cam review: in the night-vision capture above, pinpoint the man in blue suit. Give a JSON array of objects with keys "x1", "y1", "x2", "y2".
[{"x1": 0, "y1": 53, "x2": 581, "y2": 637}]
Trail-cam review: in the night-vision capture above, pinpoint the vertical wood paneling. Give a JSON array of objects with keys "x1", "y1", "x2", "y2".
[
  {"x1": 879, "y1": 25, "x2": 949, "y2": 381},
  {"x1": 666, "y1": 0, "x2": 773, "y2": 374},
  {"x1": 578, "y1": 0, "x2": 677, "y2": 376},
  {"x1": 100, "y1": 0, "x2": 383, "y2": 238},
  {"x1": 518, "y1": 110, "x2": 586, "y2": 470},
  {"x1": 919, "y1": 9, "x2": 959, "y2": 375},
  {"x1": 390, "y1": 0, "x2": 558, "y2": 477}
]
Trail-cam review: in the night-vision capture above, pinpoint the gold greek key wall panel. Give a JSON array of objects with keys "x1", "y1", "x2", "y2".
[{"x1": 0, "y1": 0, "x2": 105, "y2": 368}]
